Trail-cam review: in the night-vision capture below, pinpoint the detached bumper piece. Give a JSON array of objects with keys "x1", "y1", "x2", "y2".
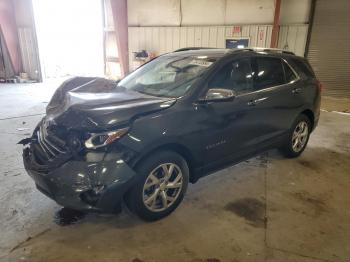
[{"x1": 22, "y1": 123, "x2": 138, "y2": 213}]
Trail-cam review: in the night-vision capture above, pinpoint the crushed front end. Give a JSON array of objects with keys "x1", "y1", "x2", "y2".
[
  {"x1": 21, "y1": 118, "x2": 138, "y2": 213},
  {"x1": 20, "y1": 77, "x2": 176, "y2": 213}
]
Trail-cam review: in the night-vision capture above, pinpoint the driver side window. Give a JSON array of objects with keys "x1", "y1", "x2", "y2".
[{"x1": 208, "y1": 58, "x2": 254, "y2": 95}]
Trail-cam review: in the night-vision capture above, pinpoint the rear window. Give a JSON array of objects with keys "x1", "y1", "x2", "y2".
[{"x1": 290, "y1": 58, "x2": 315, "y2": 79}]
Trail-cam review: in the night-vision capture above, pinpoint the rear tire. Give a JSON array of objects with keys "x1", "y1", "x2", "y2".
[
  {"x1": 125, "y1": 151, "x2": 189, "y2": 221},
  {"x1": 279, "y1": 114, "x2": 311, "y2": 158}
]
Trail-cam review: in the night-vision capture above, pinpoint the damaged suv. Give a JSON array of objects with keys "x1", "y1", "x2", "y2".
[{"x1": 21, "y1": 48, "x2": 321, "y2": 221}]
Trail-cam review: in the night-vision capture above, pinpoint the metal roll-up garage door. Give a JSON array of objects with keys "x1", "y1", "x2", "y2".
[{"x1": 307, "y1": 0, "x2": 350, "y2": 98}]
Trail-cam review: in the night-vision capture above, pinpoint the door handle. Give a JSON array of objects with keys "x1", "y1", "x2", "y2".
[
  {"x1": 247, "y1": 97, "x2": 268, "y2": 106},
  {"x1": 292, "y1": 87, "x2": 302, "y2": 94},
  {"x1": 254, "y1": 97, "x2": 268, "y2": 104},
  {"x1": 247, "y1": 100, "x2": 256, "y2": 106}
]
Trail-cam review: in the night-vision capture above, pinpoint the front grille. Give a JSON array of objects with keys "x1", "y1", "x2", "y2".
[{"x1": 34, "y1": 121, "x2": 69, "y2": 163}]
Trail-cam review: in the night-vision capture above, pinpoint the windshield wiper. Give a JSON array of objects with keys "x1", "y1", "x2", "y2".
[
  {"x1": 114, "y1": 85, "x2": 127, "y2": 92},
  {"x1": 137, "y1": 89, "x2": 178, "y2": 98}
]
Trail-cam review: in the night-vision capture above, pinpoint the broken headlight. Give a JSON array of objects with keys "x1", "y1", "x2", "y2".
[{"x1": 84, "y1": 127, "x2": 129, "y2": 149}]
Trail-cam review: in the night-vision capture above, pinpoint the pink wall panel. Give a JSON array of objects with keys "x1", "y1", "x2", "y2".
[
  {"x1": 0, "y1": 0, "x2": 21, "y2": 74},
  {"x1": 110, "y1": 0, "x2": 129, "y2": 76}
]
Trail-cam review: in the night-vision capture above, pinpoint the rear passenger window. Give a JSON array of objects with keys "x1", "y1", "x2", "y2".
[
  {"x1": 282, "y1": 61, "x2": 297, "y2": 83},
  {"x1": 254, "y1": 57, "x2": 285, "y2": 90}
]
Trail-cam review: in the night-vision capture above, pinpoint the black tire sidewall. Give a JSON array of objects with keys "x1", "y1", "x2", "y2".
[{"x1": 126, "y1": 150, "x2": 189, "y2": 221}]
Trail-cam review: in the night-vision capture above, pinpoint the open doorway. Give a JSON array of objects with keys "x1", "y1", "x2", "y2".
[{"x1": 32, "y1": 0, "x2": 104, "y2": 79}]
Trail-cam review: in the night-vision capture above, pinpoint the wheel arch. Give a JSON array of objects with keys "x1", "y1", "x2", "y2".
[
  {"x1": 300, "y1": 109, "x2": 315, "y2": 130},
  {"x1": 131, "y1": 143, "x2": 197, "y2": 182}
]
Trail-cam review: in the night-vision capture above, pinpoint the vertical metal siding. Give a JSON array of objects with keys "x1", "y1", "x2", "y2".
[
  {"x1": 307, "y1": 0, "x2": 350, "y2": 98},
  {"x1": 278, "y1": 25, "x2": 308, "y2": 57},
  {"x1": 128, "y1": 24, "x2": 307, "y2": 71},
  {"x1": 0, "y1": 29, "x2": 15, "y2": 79},
  {"x1": 128, "y1": 25, "x2": 275, "y2": 70},
  {"x1": 18, "y1": 27, "x2": 41, "y2": 81}
]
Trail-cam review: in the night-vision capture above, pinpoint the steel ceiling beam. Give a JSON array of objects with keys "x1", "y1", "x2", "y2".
[{"x1": 110, "y1": 0, "x2": 129, "y2": 77}]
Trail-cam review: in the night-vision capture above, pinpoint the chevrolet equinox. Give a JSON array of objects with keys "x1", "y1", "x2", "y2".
[{"x1": 21, "y1": 48, "x2": 321, "y2": 221}]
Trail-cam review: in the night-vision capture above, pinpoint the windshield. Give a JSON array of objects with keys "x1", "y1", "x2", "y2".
[{"x1": 117, "y1": 55, "x2": 217, "y2": 98}]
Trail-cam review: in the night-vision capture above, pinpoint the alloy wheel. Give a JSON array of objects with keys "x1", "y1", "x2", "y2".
[
  {"x1": 142, "y1": 163, "x2": 183, "y2": 212},
  {"x1": 292, "y1": 121, "x2": 309, "y2": 152}
]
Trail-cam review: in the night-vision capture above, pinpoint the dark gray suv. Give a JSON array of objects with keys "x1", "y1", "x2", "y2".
[{"x1": 21, "y1": 48, "x2": 321, "y2": 221}]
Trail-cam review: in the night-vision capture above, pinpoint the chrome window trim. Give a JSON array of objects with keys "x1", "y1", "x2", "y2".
[
  {"x1": 235, "y1": 57, "x2": 301, "y2": 98},
  {"x1": 282, "y1": 58, "x2": 300, "y2": 83},
  {"x1": 201, "y1": 56, "x2": 301, "y2": 100}
]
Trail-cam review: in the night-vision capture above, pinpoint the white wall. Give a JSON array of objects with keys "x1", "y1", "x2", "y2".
[
  {"x1": 127, "y1": 0, "x2": 311, "y2": 26},
  {"x1": 225, "y1": 0, "x2": 274, "y2": 24},
  {"x1": 127, "y1": 0, "x2": 311, "y2": 71},
  {"x1": 128, "y1": 0, "x2": 180, "y2": 26},
  {"x1": 278, "y1": 24, "x2": 308, "y2": 55},
  {"x1": 128, "y1": 24, "x2": 308, "y2": 70},
  {"x1": 181, "y1": 0, "x2": 226, "y2": 25},
  {"x1": 280, "y1": 0, "x2": 311, "y2": 24}
]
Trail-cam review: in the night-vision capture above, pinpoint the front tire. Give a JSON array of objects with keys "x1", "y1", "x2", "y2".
[
  {"x1": 125, "y1": 151, "x2": 189, "y2": 221},
  {"x1": 279, "y1": 114, "x2": 311, "y2": 158}
]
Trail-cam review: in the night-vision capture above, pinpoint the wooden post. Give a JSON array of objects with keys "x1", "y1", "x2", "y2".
[{"x1": 270, "y1": 0, "x2": 281, "y2": 48}]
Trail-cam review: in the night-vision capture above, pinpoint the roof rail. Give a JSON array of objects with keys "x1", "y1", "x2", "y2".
[
  {"x1": 248, "y1": 47, "x2": 295, "y2": 55},
  {"x1": 174, "y1": 47, "x2": 216, "y2": 52},
  {"x1": 173, "y1": 47, "x2": 295, "y2": 55}
]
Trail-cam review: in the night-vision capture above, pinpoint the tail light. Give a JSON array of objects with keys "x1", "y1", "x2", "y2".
[{"x1": 316, "y1": 80, "x2": 323, "y2": 92}]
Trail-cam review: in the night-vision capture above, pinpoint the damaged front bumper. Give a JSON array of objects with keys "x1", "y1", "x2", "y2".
[{"x1": 23, "y1": 146, "x2": 138, "y2": 213}]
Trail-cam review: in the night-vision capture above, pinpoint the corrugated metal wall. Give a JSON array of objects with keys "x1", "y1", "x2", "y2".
[
  {"x1": 307, "y1": 0, "x2": 350, "y2": 98},
  {"x1": 0, "y1": 28, "x2": 15, "y2": 79},
  {"x1": 128, "y1": 24, "x2": 308, "y2": 70},
  {"x1": 18, "y1": 27, "x2": 41, "y2": 80},
  {"x1": 278, "y1": 24, "x2": 308, "y2": 57},
  {"x1": 128, "y1": 0, "x2": 311, "y2": 26}
]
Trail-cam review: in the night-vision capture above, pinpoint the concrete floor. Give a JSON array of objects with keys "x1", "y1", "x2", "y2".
[{"x1": 0, "y1": 80, "x2": 349, "y2": 262}]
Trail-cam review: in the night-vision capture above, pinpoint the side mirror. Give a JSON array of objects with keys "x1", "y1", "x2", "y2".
[{"x1": 199, "y1": 88, "x2": 236, "y2": 103}]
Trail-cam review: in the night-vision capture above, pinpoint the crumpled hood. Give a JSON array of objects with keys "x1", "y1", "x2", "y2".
[{"x1": 45, "y1": 77, "x2": 176, "y2": 131}]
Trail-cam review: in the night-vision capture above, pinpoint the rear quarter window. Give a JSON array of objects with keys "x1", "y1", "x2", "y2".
[
  {"x1": 290, "y1": 58, "x2": 316, "y2": 79},
  {"x1": 282, "y1": 60, "x2": 298, "y2": 83}
]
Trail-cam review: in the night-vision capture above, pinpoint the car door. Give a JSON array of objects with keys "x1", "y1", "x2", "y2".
[
  {"x1": 196, "y1": 57, "x2": 263, "y2": 165},
  {"x1": 250, "y1": 55, "x2": 304, "y2": 145}
]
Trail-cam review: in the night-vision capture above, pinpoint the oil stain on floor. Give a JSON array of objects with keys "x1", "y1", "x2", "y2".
[
  {"x1": 297, "y1": 159, "x2": 321, "y2": 173},
  {"x1": 225, "y1": 198, "x2": 266, "y2": 228},
  {"x1": 189, "y1": 258, "x2": 221, "y2": 262},
  {"x1": 292, "y1": 191, "x2": 329, "y2": 217},
  {"x1": 54, "y1": 207, "x2": 86, "y2": 226}
]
